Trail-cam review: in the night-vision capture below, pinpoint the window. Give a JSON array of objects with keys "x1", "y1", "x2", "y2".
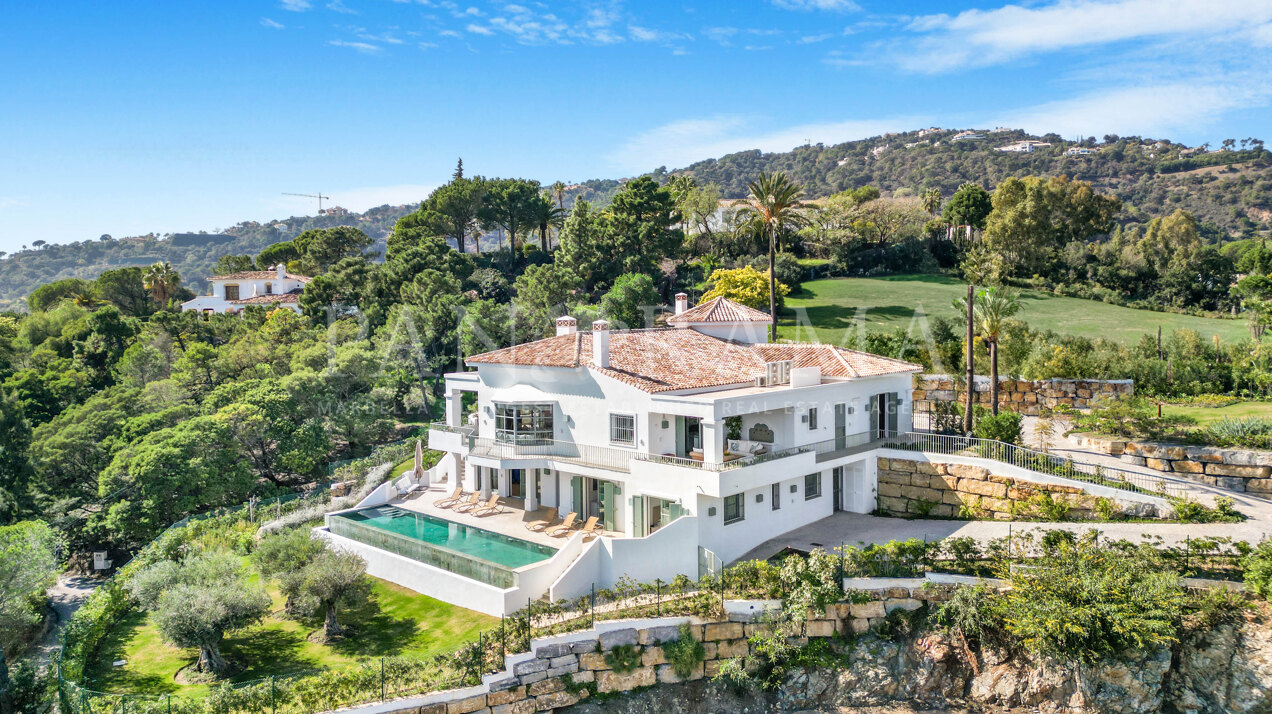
[
  {"x1": 264, "y1": 282, "x2": 273, "y2": 295},
  {"x1": 771, "y1": 483, "x2": 781, "y2": 510},
  {"x1": 609, "y1": 414, "x2": 635, "y2": 445},
  {"x1": 804, "y1": 472, "x2": 822, "y2": 500},
  {"x1": 223, "y1": 284, "x2": 240, "y2": 301},
  {"x1": 494, "y1": 403, "x2": 554, "y2": 443},
  {"x1": 807, "y1": 407, "x2": 818, "y2": 430},
  {"x1": 723, "y1": 494, "x2": 745, "y2": 525}
]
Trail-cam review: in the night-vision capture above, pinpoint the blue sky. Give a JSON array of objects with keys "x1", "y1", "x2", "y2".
[{"x1": 2, "y1": 0, "x2": 1271, "y2": 251}]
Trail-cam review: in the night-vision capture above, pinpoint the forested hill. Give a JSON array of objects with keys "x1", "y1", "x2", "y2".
[
  {"x1": 584, "y1": 129, "x2": 1272, "y2": 239},
  {"x1": 0, "y1": 204, "x2": 413, "y2": 310}
]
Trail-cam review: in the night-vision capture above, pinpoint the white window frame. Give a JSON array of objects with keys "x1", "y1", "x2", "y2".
[{"x1": 609, "y1": 413, "x2": 636, "y2": 446}]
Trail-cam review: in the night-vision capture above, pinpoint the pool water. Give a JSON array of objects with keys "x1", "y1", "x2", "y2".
[{"x1": 331, "y1": 507, "x2": 556, "y2": 569}]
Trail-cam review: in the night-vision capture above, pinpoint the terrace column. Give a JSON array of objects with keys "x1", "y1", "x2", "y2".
[
  {"x1": 701, "y1": 419, "x2": 725, "y2": 465},
  {"x1": 481, "y1": 468, "x2": 492, "y2": 500},
  {"x1": 445, "y1": 388, "x2": 463, "y2": 427},
  {"x1": 526, "y1": 469, "x2": 538, "y2": 512}
]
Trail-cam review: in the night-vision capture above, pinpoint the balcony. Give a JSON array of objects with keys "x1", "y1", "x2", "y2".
[
  {"x1": 427, "y1": 423, "x2": 475, "y2": 453},
  {"x1": 467, "y1": 436, "x2": 635, "y2": 473}
]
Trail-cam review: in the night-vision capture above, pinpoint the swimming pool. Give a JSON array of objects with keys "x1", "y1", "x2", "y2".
[{"x1": 328, "y1": 507, "x2": 556, "y2": 587}]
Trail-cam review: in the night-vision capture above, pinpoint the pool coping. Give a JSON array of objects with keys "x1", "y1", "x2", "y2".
[{"x1": 330, "y1": 506, "x2": 559, "y2": 574}]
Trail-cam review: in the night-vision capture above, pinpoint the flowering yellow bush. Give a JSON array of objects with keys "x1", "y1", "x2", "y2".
[{"x1": 701, "y1": 266, "x2": 789, "y2": 310}]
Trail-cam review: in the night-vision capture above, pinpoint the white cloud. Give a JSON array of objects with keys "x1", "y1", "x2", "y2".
[
  {"x1": 797, "y1": 33, "x2": 832, "y2": 44},
  {"x1": 900, "y1": 0, "x2": 1272, "y2": 72},
  {"x1": 628, "y1": 25, "x2": 691, "y2": 43},
  {"x1": 608, "y1": 115, "x2": 916, "y2": 173},
  {"x1": 328, "y1": 39, "x2": 381, "y2": 52},
  {"x1": 327, "y1": 0, "x2": 357, "y2": 14},
  {"x1": 280, "y1": 0, "x2": 311, "y2": 11},
  {"x1": 439, "y1": 29, "x2": 461, "y2": 38},
  {"x1": 771, "y1": 0, "x2": 861, "y2": 11},
  {"x1": 466, "y1": 23, "x2": 494, "y2": 35},
  {"x1": 990, "y1": 81, "x2": 1272, "y2": 138},
  {"x1": 260, "y1": 17, "x2": 286, "y2": 29},
  {"x1": 703, "y1": 27, "x2": 737, "y2": 45}
]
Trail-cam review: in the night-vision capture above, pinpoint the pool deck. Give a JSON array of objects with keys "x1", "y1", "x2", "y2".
[{"x1": 390, "y1": 483, "x2": 618, "y2": 549}]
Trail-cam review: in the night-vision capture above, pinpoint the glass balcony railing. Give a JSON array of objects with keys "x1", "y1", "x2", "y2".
[{"x1": 466, "y1": 436, "x2": 636, "y2": 473}]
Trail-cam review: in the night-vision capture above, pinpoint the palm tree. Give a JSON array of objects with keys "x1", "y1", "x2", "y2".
[
  {"x1": 551, "y1": 181, "x2": 567, "y2": 209},
  {"x1": 531, "y1": 193, "x2": 567, "y2": 251},
  {"x1": 920, "y1": 187, "x2": 942, "y2": 216},
  {"x1": 71, "y1": 287, "x2": 100, "y2": 309},
  {"x1": 734, "y1": 172, "x2": 810, "y2": 341},
  {"x1": 144, "y1": 261, "x2": 181, "y2": 306},
  {"x1": 955, "y1": 286, "x2": 1022, "y2": 415}
]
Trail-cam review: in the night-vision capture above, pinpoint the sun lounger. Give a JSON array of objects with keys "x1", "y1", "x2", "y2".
[
  {"x1": 452, "y1": 492, "x2": 483, "y2": 512},
  {"x1": 525, "y1": 507, "x2": 559, "y2": 532},
  {"x1": 472, "y1": 495, "x2": 503, "y2": 517},
  {"x1": 547, "y1": 512, "x2": 578, "y2": 537},
  {"x1": 434, "y1": 487, "x2": 464, "y2": 508},
  {"x1": 577, "y1": 516, "x2": 601, "y2": 538}
]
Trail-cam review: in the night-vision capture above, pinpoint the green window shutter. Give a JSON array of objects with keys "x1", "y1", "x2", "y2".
[
  {"x1": 632, "y1": 495, "x2": 645, "y2": 537},
  {"x1": 600, "y1": 482, "x2": 618, "y2": 532},
  {"x1": 571, "y1": 476, "x2": 583, "y2": 517}
]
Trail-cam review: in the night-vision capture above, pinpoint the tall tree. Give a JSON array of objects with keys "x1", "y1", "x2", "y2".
[
  {"x1": 941, "y1": 183, "x2": 993, "y2": 232},
  {"x1": 982, "y1": 176, "x2": 1120, "y2": 280},
  {"x1": 956, "y1": 287, "x2": 1023, "y2": 415},
  {"x1": 0, "y1": 388, "x2": 31, "y2": 523},
  {"x1": 920, "y1": 187, "x2": 942, "y2": 216},
  {"x1": 529, "y1": 192, "x2": 566, "y2": 250},
  {"x1": 0, "y1": 521, "x2": 59, "y2": 704},
  {"x1": 733, "y1": 172, "x2": 810, "y2": 341},
  {"x1": 479, "y1": 178, "x2": 542, "y2": 258},
  {"x1": 143, "y1": 261, "x2": 181, "y2": 307}
]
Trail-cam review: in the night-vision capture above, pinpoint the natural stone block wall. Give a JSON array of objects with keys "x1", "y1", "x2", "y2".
[
  {"x1": 1072, "y1": 433, "x2": 1272, "y2": 497},
  {"x1": 914, "y1": 375, "x2": 1133, "y2": 416},
  {"x1": 379, "y1": 588, "x2": 958, "y2": 714},
  {"x1": 875, "y1": 457, "x2": 1167, "y2": 520}
]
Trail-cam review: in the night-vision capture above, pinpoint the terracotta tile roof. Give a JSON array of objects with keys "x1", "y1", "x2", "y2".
[
  {"x1": 466, "y1": 329, "x2": 920, "y2": 393},
  {"x1": 229, "y1": 292, "x2": 301, "y2": 305},
  {"x1": 210, "y1": 270, "x2": 313, "y2": 283},
  {"x1": 666, "y1": 297, "x2": 770, "y2": 325}
]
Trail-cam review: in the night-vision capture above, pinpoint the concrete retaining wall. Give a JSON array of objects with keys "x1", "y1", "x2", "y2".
[
  {"x1": 1072, "y1": 433, "x2": 1272, "y2": 496},
  {"x1": 915, "y1": 375, "x2": 1133, "y2": 416}
]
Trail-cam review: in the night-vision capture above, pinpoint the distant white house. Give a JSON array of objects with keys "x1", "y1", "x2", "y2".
[
  {"x1": 951, "y1": 131, "x2": 985, "y2": 142},
  {"x1": 1064, "y1": 146, "x2": 1098, "y2": 156},
  {"x1": 996, "y1": 141, "x2": 1052, "y2": 153},
  {"x1": 870, "y1": 145, "x2": 889, "y2": 158},
  {"x1": 916, "y1": 127, "x2": 942, "y2": 137},
  {"x1": 181, "y1": 264, "x2": 311, "y2": 315}
]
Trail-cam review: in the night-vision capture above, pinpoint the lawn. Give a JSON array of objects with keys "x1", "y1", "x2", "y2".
[
  {"x1": 1163, "y1": 401, "x2": 1272, "y2": 425},
  {"x1": 778, "y1": 274, "x2": 1249, "y2": 345},
  {"x1": 84, "y1": 575, "x2": 495, "y2": 698}
]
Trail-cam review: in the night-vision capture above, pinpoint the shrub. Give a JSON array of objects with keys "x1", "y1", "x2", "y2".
[
  {"x1": 604, "y1": 644, "x2": 642, "y2": 674},
  {"x1": 1243, "y1": 540, "x2": 1272, "y2": 599},
  {"x1": 998, "y1": 532, "x2": 1186, "y2": 663},
  {"x1": 1070, "y1": 396, "x2": 1194, "y2": 440},
  {"x1": 973, "y1": 409, "x2": 1023, "y2": 445},
  {"x1": 941, "y1": 536, "x2": 981, "y2": 571},
  {"x1": 661, "y1": 624, "x2": 706, "y2": 679},
  {"x1": 1203, "y1": 417, "x2": 1272, "y2": 448},
  {"x1": 932, "y1": 583, "x2": 1000, "y2": 648}
]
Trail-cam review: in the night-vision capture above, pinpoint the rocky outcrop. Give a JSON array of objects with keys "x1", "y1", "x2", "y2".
[{"x1": 561, "y1": 617, "x2": 1272, "y2": 714}]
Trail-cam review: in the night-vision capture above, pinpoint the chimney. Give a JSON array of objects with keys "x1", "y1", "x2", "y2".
[
  {"x1": 555, "y1": 315, "x2": 578, "y2": 337},
  {"x1": 591, "y1": 320, "x2": 611, "y2": 368},
  {"x1": 276, "y1": 263, "x2": 286, "y2": 280},
  {"x1": 674, "y1": 293, "x2": 689, "y2": 315}
]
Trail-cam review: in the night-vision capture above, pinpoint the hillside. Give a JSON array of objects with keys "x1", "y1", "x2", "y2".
[
  {"x1": 0, "y1": 204, "x2": 413, "y2": 310},
  {"x1": 580, "y1": 129, "x2": 1272, "y2": 239}
]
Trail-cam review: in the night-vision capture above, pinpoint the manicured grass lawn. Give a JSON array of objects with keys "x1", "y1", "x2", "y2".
[
  {"x1": 84, "y1": 576, "x2": 495, "y2": 698},
  {"x1": 1163, "y1": 401, "x2": 1272, "y2": 425},
  {"x1": 778, "y1": 274, "x2": 1249, "y2": 345}
]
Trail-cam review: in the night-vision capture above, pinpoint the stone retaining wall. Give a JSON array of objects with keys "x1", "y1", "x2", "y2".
[
  {"x1": 376, "y1": 586, "x2": 953, "y2": 714},
  {"x1": 1072, "y1": 433, "x2": 1272, "y2": 496},
  {"x1": 914, "y1": 375, "x2": 1133, "y2": 416},
  {"x1": 875, "y1": 456, "x2": 1168, "y2": 521}
]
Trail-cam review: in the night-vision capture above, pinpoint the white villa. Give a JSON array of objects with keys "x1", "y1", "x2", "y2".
[
  {"x1": 318, "y1": 295, "x2": 927, "y2": 615},
  {"x1": 181, "y1": 264, "x2": 310, "y2": 315}
]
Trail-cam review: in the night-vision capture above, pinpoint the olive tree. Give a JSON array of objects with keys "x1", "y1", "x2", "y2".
[
  {"x1": 300, "y1": 549, "x2": 370, "y2": 639},
  {"x1": 129, "y1": 552, "x2": 269, "y2": 676},
  {"x1": 252, "y1": 528, "x2": 325, "y2": 614}
]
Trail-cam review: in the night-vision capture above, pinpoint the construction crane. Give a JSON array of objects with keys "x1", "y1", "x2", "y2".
[{"x1": 282, "y1": 192, "x2": 331, "y2": 215}]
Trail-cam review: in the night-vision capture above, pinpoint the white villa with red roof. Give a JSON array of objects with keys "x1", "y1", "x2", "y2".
[
  {"x1": 180, "y1": 264, "x2": 311, "y2": 315},
  {"x1": 318, "y1": 294, "x2": 923, "y2": 614}
]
